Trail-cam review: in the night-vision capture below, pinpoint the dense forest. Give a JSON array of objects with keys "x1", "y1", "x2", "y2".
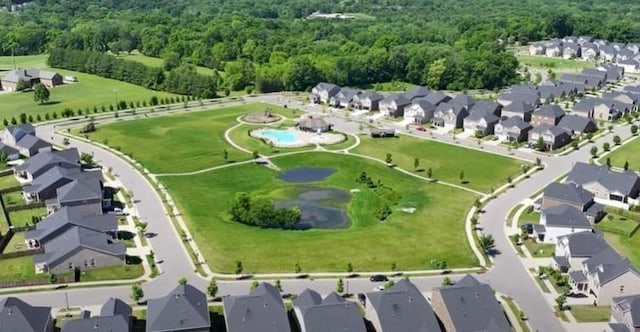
[{"x1": 2, "y1": 0, "x2": 640, "y2": 92}]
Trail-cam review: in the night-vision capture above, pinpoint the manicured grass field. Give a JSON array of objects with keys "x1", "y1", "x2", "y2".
[
  {"x1": 523, "y1": 239, "x2": 555, "y2": 258},
  {"x1": 161, "y1": 152, "x2": 479, "y2": 273},
  {"x1": 3, "y1": 231, "x2": 26, "y2": 253},
  {"x1": 117, "y1": 51, "x2": 219, "y2": 76},
  {"x1": 603, "y1": 136, "x2": 640, "y2": 169},
  {"x1": 78, "y1": 261, "x2": 144, "y2": 282},
  {"x1": 568, "y1": 305, "x2": 610, "y2": 322},
  {"x1": 8, "y1": 207, "x2": 47, "y2": 228},
  {"x1": 0, "y1": 54, "x2": 179, "y2": 122},
  {"x1": 596, "y1": 214, "x2": 640, "y2": 236},
  {"x1": 85, "y1": 103, "x2": 300, "y2": 173},
  {"x1": 604, "y1": 231, "x2": 640, "y2": 268},
  {"x1": 2, "y1": 191, "x2": 25, "y2": 207},
  {"x1": 519, "y1": 208, "x2": 541, "y2": 226},
  {"x1": 517, "y1": 55, "x2": 595, "y2": 71},
  {"x1": 0, "y1": 256, "x2": 48, "y2": 282},
  {"x1": 0, "y1": 175, "x2": 19, "y2": 189},
  {"x1": 352, "y1": 135, "x2": 527, "y2": 192}
]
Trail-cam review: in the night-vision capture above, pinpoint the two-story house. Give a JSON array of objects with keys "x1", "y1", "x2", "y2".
[
  {"x1": 494, "y1": 116, "x2": 532, "y2": 143},
  {"x1": 566, "y1": 162, "x2": 640, "y2": 209},
  {"x1": 528, "y1": 124, "x2": 571, "y2": 151},
  {"x1": 531, "y1": 105, "x2": 566, "y2": 127}
]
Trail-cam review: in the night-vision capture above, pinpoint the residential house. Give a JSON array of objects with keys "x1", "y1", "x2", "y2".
[
  {"x1": 546, "y1": 43, "x2": 563, "y2": 57},
  {"x1": 542, "y1": 182, "x2": 603, "y2": 222},
  {"x1": 61, "y1": 298, "x2": 132, "y2": 332},
  {"x1": 402, "y1": 85, "x2": 430, "y2": 101},
  {"x1": 617, "y1": 49, "x2": 635, "y2": 62},
  {"x1": 494, "y1": 116, "x2": 532, "y2": 142},
  {"x1": 538, "y1": 204, "x2": 592, "y2": 243},
  {"x1": 431, "y1": 275, "x2": 511, "y2": 332},
  {"x1": 563, "y1": 43, "x2": 581, "y2": 59},
  {"x1": 421, "y1": 91, "x2": 451, "y2": 106},
  {"x1": 594, "y1": 100, "x2": 622, "y2": 121},
  {"x1": 379, "y1": 94, "x2": 411, "y2": 117},
  {"x1": 573, "y1": 98, "x2": 596, "y2": 118},
  {"x1": 352, "y1": 91, "x2": 384, "y2": 111},
  {"x1": 469, "y1": 100, "x2": 501, "y2": 116},
  {"x1": 1, "y1": 69, "x2": 62, "y2": 92},
  {"x1": 22, "y1": 168, "x2": 102, "y2": 203},
  {"x1": 310, "y1": 82, "x2": 341, "y2": 104},
  {"x1": 618, "y1": 60, "x2": 640, "y2": 74},
  {"x1": 404, "y1": 100, "x2": 436, "y2": 124},
  {"x1": 223, "y1": 282, "x2": 290, "y2": 332},
  {"x1": 560, "y1": 74, "x2": 604, "y2": 90},
  {"x1": 563, "y1": 36, "x2": 578, "y2": 44},
  {"x1": 531, "y1": 105, "x2": 565, "y2": 126},
  {"x1": 449, "y1": 93, "x2": 476, "y2": 110},
  {"x1": 538, "y1": 86, "x2": 567, "y2": 103},
  {"x1": 528, "y1": 43, "x2": 546, "y2": 55},
  {"x1": 0, "y1": 297, "x2": 53, "y2": 332},
  {"x1": 13, "y1": 148, "x2": 80, "y2": 183},
  {"x1": 600, "y1": 45, "x2": 618, "y2": 62},
  {"x1": 365, "y1": 279, "x2": 441, "y2": 332},
  {"x1": 528, "y1": 124, "x2": 571, "y2": 151},
  {"x1": 497, "y1": 92, "x2": 540, "y2": 108},
  {"x1": 566, "y1": 162, "x2": 640, "y2": 209},
  {"x1": 32, "y1": 225, "x2": 125, "y2": 274},
  {"x1": 581, "y1": 43, "x2": 599, "y2": 61},
  {"x1": 0, "y1": 143, "x2": 19, "y2": 161},
  {"x1": 553, "y1": 231, "x2": 609, "y2": 272},
  {"x1": 329, "y1": 88, "x2": 360, "y2": 108},
  {"x1": 594, "y1": 39, "x2": 608, "y2": 47},
  {"x1": 147, "y1": 284, "x2": 211, "y2": 332},
  {"x1": 0, "y1": 124, "x2": 51, "y2": 157},
  {"x1": 25, "y1": 206, "x2": 117, "y2": 249},
  {"x1": 581, "y1": 68, "x2": 608, "y2": 82},
  {"x1": 578, "y1": 36, "x2": 594, "y2": 45},
  {"x1": 293, "y1": 289, "x2": 365, "y2": 332},
  {"x1": 598, "y1": 63, "x2": 624, "y2": 82},
  {"x1": 609, "y1": 294, "x2": 640, "y2": 332},
  {"x1": 500, "y1": 101, "x2": 535, "y2": 122},
  {"x1": 510, "y1": 84, "x2": 539, "y2": 94},
  {"x1": 432, "y1": 103, "x2": 468, "y2": 129},
  {"x1": 558, "y1": 114, "x2": 598, "y2": 136},
  {"x1": 627, "y1": 43, "x2": 640, "y2": 53},
  {"x1": 569, "y1": 247, "x2": 640, "y2": 305},
  {"x1": 602, "y1": 92, "x2": 638, "y2": 109},
  {"x1": 463, "y1": 110, "x2": 499, "y2": 136},
  {"x1": 612, "y1": 43, "x2": 627, "y2": 51},
  {"x1": 46, "y1": 174, "x2": 109, "y2": 215}
]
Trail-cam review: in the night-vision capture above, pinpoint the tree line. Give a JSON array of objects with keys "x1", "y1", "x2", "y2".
[
  {"x1": 229, "y1": 192, "x2": 302, "y2": 229},
  {"x1": 47, "y1": 48, "x2": 219, "y2": 98}
]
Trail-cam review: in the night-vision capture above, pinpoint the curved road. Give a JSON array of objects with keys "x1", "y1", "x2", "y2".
[{"x1": 13, "y1": 96, "x2": 632, "y2": 332}]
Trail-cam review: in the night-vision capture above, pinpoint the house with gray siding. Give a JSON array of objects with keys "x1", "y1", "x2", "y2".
[
  {"x1": 566, "y1": 162, "x2": 640, "y2": 209},
  {"x1": 404, "y1": 99, "x2": 436, "y2": 124},
  {"x1": 463, "y1": 110, "x2": 499, "y2": 136},
  {"x1": 223, "y1": 283, "x2": 290, "y2": 332},
  {"x1": 22, "y1": 168, "x2": 102, "y2": 204},
  {"x1": 494, "y1": 116, "x2": 532, "y2": 142},
  {"x1": 542, "y1": 182, "x2": 603, "y2": 222},
  {"x1": 0, "y1": 143, "x2": 19, "y2": 161},
  {"x1": 433, "y1": 103, "x2": 468, "y2": 129},
  {"x1": 329, "y1": 88, "x2": 360, "y2": 108},
  {"x1": 45, "y1": 174, "x2": 108, "y2": 215},
  {"x1": 609, "y1": 294, "x2": 640, "y2": 332},
  {"x1": 500, "y1": 101, "x2": 535, "y2": 122},
  {"x1": 558, "y1": 114, "x2": 597, "y2": 136},
  {"x1": 379, "y1": 94, "x2": 411, "y2": 117},
  {"x1": 553, "y1": 231, "x2": 609, "y2": 272},
  {"x1": 311, "y1": 82, "x2": 341, "y2": 104},
  {"x1": 147, "y1": 284, "x2": 210, "y2": 332},
  {"x1": 0, "y1": 297, "x2": 53, "y2": 332},
  {"x1": 293, "y1": 290, "x2": 365, "y2": 332},
  {"x1": 352, "y1": 91, "x2": 383, "y2": 111},
  {"x1": 402, "y1": 85, "x2": 430, "y2": 101},
  {"x1": 422, "y1": 91, "x2": 451, "y2": 106},
  {"x1": 0, "y1": 124, "x2": 51, "y2": 157},
  {"x1": 539, "y1": 204, "x2": 593, "y2": 243},
  {"x1": 14, "y1": 148, "x2": 80, "y2": 183},
  {"x1": 528, "y1": 124, "x2": 571, "y2": 151}
]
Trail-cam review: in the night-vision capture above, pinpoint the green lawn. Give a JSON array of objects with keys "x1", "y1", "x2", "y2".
[
  {"x1": 604, "y1": 231, "x2": 640, "y2": 268},
  {"x1": 519, "y1": 207, "x2": 540, "y2": 226},
  {"x1": 8, "y1": 207, "x2": 47, "y2": 228},
  {"x1": 523, "y1": 239, "x2": 554, "y2": 258},
  {"x1": 85, "y1": 103, "x2": 300, "y2": 173},
  {"x1": 568, "y1": 305, "x2": 610, "y2": 322},
  {"x1": 3, "y1": 231, "x2": 26, "y2": 253},
  {"x1": 351, "y1": 135, "x2": 527, "y2": 192},
  {"x1": 596, "y1": 214, "x2": 640, "y2": 237},
  {"x1": 162, "y1": 152, "x2": 479, "y2": 273},
  {"x1": 116, "y1": 51, "x2": 219, "y2": 76},
  {"x1": 322, "y1": 133, "x2": 358, "y2": 151},
  {"x1": 78, "y1": 261, "x2": 144, "y2": 282},
  {"x1": 2, "y1": 191, "x2": 26, "y2": 207},
  {"x1": 0, "y1": 54, "x2": 179, "y2": 122},
  {"x1": 0, "y1": 256, "x2": 48, "y2": 282},
  {"x1": 0, "y1": 175, "x2": 19, "y2": 189},
  {"x1": 517, "y1": 55, "x2": 595, "y2": 71},
  {"x1": 604, "y1": 136, "x2": 640, "y2": 169}
]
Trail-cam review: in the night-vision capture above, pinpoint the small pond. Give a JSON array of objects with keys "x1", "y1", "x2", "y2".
[
  {"x1": 277, "y1": 167, "x2": 335, "y2": 183},
  {"x1": 274, "y1": 187, "x2": 351, "y2": 229}
]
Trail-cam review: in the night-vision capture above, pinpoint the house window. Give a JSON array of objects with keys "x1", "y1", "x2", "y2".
[
  {"x1": 90, "y1": 259, "x2": 96, "y2": 266},
  {"x1": 68, "y1": 262, "x2": 73, "y2": 269},
  {"x1": 620, "y1": 285, "x2": 625, "y2": 293},
  {"x1": 84, "y1": 260, "x2": 88, "y2": 267}
]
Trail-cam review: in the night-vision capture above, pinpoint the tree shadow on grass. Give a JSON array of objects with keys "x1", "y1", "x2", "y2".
[
  {"x1": 40, "y1": 101, "x2": 61, "y2": 106},
  {"x1": 117, "y1": 230, "x2": 135, "y2": 241},
  {"x1": 126, "y1": 255, "x2": 142, "y2": 265}
]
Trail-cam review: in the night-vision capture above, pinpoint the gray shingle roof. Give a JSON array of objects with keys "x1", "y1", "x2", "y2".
[
  {"x1": 581, "y1": 68, "x2": 608, "y2": 80},
  {"x1": 542, "y1": 204, "x2": 591, "y2": 228},
  {"x1": 498, "y1": 92, "x2": 539, "y2": 106},
  {"x1": 61, "y1": 315, "x2": 129, "y2": 332},
  {"x1": 450, "y1": 94, "x2": 476, "y2": 108},
  {"x1": 5, "y1": 124, "x2": 35, "y2": 138},
  {"x1": 559, "y1": 231, "x2": 608, "y2": 257},
  {"x1": 293, "y1": 289, "x2": 365, "y2": 332},
  {"x1": 538, "y1": 86, "x2": 566, "y2": 100},
  {"x1": 529, "y1": 124, "x2": 570, "y2": 137},
  {"x1": 380, "y1": 94, "x2": 410, "y2": 107},
  {"x1": 572, "y1": 98, "x2": 597, "y2": 113},
  {"x1": 503, "y1": 101, "x2": 534, "y2": 114},
  {"x1": 402, "y1": 86, "x2": 430, "y2": 101},
  {"x1": 543, "y1": 183, "x2": 594, "y2": 207},
  {"x1": 1, "y1": 69, "x2": 58, "y2": 83},
  {"x1": 583, "y1": 247, "x2": 640, "y2": 285},
  {"x1": 469, "y1": 100, "x2": 501, "y2": 115},
  {"x1": 334, "y1": 88, "x2": 361, "y2": 103},
  {"x1": 366, "y1": 279, "x2": 441, "y2": 332},
  {"x1": 314, "y1": 82, "x2": 340, "y2": 95},
  {"x1": 435, "y1": 102, "x2": 466, "y2": 116},
  {"x1": 357, "y1": 91, "x2": 384, "y2": 102},
  {"x1": 569, "y1": 270, "x2": 587, "y2": 283},
  {"x1": 535, "y1": 105, "x2": 565, "y2": 118},
  {"x1": 553, "y1": 255, "x2": 570, "y2": 269},
  {"x1": 16, "y1": 134, "x2": 50, "y2": 152},
  {"x1": 409, "y1": 100, "x2": 436, "y2": 113},
  {"x1": 500, "y1": 116, "x2": 531, "y2": 130},
  {"x1": 14, "y1": 148, "x2": 80, "y2": 175},
  {"x1": 223, "y1": 283, "x2": 290, "y2": 332},
  {"x1": 0, "y1": 143, "x2": 18, "y2": 155},
  {"x1": 612, "y1": 294, "x2": 640, "y2": 327},
  {"x1": 55, "y1": 173, "x2": 103, "y2": 204},
  {"x1": 146, "y1": 284, "x2": 210, "y2": 332},
  {"x1": 101, "y1": 298, "x2": 132, "y2": 317},
  {"x1": 465, "y1": 110, "x2": 499, "y2": 123},
  {"x1": 558, "y1": 115, "x2": 596, "y2": 133},
  {"x1": 422, "y1": 91, "x2": 450, "y2": 106},
  {"x1": 26, "y1": 206, "x2": 116, "y2": 243},
  {"x1": 433, "y1": 275, "x2": 510, "y2": 332},
  {"x1": 0, "y1": 297, "x2": 52, "y2": 332},
  {"x1": 567, "y1": 162, "x2": 640, "y2": 198}
]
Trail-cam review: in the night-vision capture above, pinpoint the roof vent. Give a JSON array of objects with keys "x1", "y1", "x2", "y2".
[{"x1": 408, "y1": 297, "x2": 413, "y2": 303}]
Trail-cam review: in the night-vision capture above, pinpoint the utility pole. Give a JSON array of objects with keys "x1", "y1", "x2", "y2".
[{"x1": 64, "y1": 292, "x2": 71, "y2": 316}]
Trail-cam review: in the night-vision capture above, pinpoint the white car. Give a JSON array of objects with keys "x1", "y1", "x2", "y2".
[{"x1": 373, "y1": 285, "x2": 385, "y2": 291}]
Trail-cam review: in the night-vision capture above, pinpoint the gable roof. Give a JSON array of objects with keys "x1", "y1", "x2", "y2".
[
  {"x1": 559, "y1": 231, "x2": 609, "y2": 257},
  {"x1": 499, "y1": 116, "x2": 531, "y2": 130},
  {"x1": 223, "y1": 283, "x2": 290, "y2": 332},
  {"x1": 465, "y1": 110, "x2": 499, "y2": 123},
  {"x1": 0, "y1": 297, "x2": 51, "y2": 332},
  {"x1": 543, "y1": 182, "x2": 594, "y2": 207},
  {"x1": 542, "y1": 204, "x2": 591, "y2": 229},
  {"x1": 422, "y1": 91, "x2": 451, "y2": 106},
  {"x1": 61, "y1": 315, "x2": 129, "y2": 332},
  {"x1": 334, "y1": 88, "x2": 361, "y2": 102},
  {"x1": 433, "y1": 275, "x2": 510, "y2": 332},
  {"x1": 380, "y1": 94, "x2": 410, "y2": 107},
  {"x1": 55, "y1": 174, "x2": 103, "y2": 204},
  {"x1": 450, "y1": 94, "x2": 476, "y2": 108},
  {"x1": 1, "y1": 69, "x2": 59, "y2": 83},
  {"x1": 101, "y1": 298, "x2": 132, "y2": 318},
  {"x1": 16, "y1": 134, "x2": 50, "y2": 151},
  {"x1": 559, "y1": 114, "x2": 596, "y2": 133},
  {"x1": 366, "y1": 279, "x2": 441, "y2": 332},
  {"x1": 469, "y1": 100, "x2": 501, "y2": 114},
  {"x1": 566, "y1": 162, "x2": 640, "y2": 197},
  {"x1": 356, "y1": 90, "x2": 384, "y2": 102},
  {"x1": 4, "y1": 124, "x2": 35, "y2": 138},
  {"x1": 0, "y1": 143, "x2": 18, "y2": 155},
  {"x1": 146, "y1": 284, "x2": 210, "y2": 332},
  {"x1": 535, "y1": 105, "x2": 565, "y2": 118},
  {"x1": 313, "y1": 82, "x2": 340, "y2": 94},
  {"x1": 402, "y1": 86, "x2": 430, "y2": 101},
  {"x1": 14, "y1": 148, "x2": 80, "y2": 175},
  {"x1": 503, "y1": 101, "x2": 534, "y2": 114},
  {"x1": 498, "y1": 92, "x2": 539, "y2": 106},
  {"x1": 583, "y1": 247, "x2": 640, "y2": 286},
  {"x1": 435, "y1": 102, "x2": 466, "y2": 116},
  {"x1": 612, "y1": 294, "x2": 640, "y2": 327},
  {"x1": 530, "y1": 123, "x2": 569, "y2": 137},
  {"x1": 26, "y1": 206, "x2": 116, "y2": 243},
  {"x1": 572, "y1": 98, "x2": 597, "y2": 113},
  {"x1": 408, "y1": 100, "x2": 436, "y2": 113},
  {"x1": 293, "y1": 290, "x2": 365, "y2": 332}
]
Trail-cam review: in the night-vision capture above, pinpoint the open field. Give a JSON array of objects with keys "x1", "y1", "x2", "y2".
[
  {"x1": 0, "y1": 55, "x2": 179, "y2": 122},
  {"x1": 8, "y1": 207, "x2": 47, "y2": 228},
  {"x1": 517, "y1": 55, "x2": 595, "y2": 72},
  {"x1": 85, "y1": 103, "x2": 301, "y2": 173},
  {"x1": 162, "y1": 152, "x2": 478, "y2": 273},
  {"x1": 352, "y1": 135, "x2": 527, "y2": 192},
  {"x1": 604, "y1": 231, "x2": 640, "y2": 268},
  {"x1": 116, "y1": 51, "x2": 219, "y2": 77},
  {"x1": 603, "y1": 136, "x2": 640, "y2": 169}
]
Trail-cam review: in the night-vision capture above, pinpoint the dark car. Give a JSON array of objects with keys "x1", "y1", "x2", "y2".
[
  {"x1": 357, "y1": 293, "x2": 366, "y2": 305},
  {"x1": 416, "y1": 126, "x2": 426, "y2": 132},
  {"x1": 520, "y1": 223, "x2": 533, "y2": 234},
  {"x1": 369, "y1": 274, "x2": 388, "y2": 282}
]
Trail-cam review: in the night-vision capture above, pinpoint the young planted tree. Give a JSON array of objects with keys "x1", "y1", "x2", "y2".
[
  {"x1": 336, "y1": 278, "x2": 344, "y2": 294},
  {"x1": 414, "y1": 157, "x2": 420, "y2": 170},
  {"x1": 426, "y1": 168, "x2": 433, "y2": 179},
  {"x1": 590, "y1": 146, "x2": 598, "y2": 157},
  {"x1": 631, "y1": 125, "x2": 639, "y2": 136},
  {"x1": 535, "y1": 157, "x2": 542, "y2": 168},
  {"x1": 207, "y1": 278, "x2": 218, "y2": 298},
  {"x1": 535, "y1": 136, "x2": 545, "y2": 151},
  {"x1": 624, "y1": 161, "x2": 630, "y2": 171},
  {"x1": 459, "y1": 170, "x2": 465, "y2": 183},
  {"x1": 613, "y1": 135, "x2": 622, "y2": 145},
  {"x1": 555, "y1": 294, "x2": 567, "y2": 310},
  {"x1": 346, "y1": 262, "x2": 353, "y2": 273},
  {"x1": 294, "y1": 262, "x2": 302, "y2": 274},
  {"x1": 131, "y1": 283, "x2": 144, "y2": 303},
  {"x1": 606, "y1": 157, "x2": 611, "y2": 168},
  {"x1": 385, "y1": 153, "x2": 392, "y2": 166},
  {"x1": 275, "y1": 279, "x2": 282, "y2": 292},
  {"x1": 235, "y1": 260, "x2": 243, "y2": 274},
  {"x1": 442, "y1": 276, "x2": 453, "y2": 286},
  {"x1": 603, "y1": 142, "x2": 610, "y2": 152},
  {"x1": 178, "y1": 277, "x2": 188, "y2": 285},
  {"x1": 250, "y1": 280, "x2": 259, "y2": 291},
  {"x1": 252, "y1": 150, "x2": 260, "y2": 162},
  {"x1": 223, "y1": 149, "x2": 228, "y2": 161}
]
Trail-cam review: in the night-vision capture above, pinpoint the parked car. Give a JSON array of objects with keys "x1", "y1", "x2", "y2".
[
  {"x1": 369, "y1": 274, "x2": 388, "y2": 282},
  {"x1": 416, "y1": 126, "x2": 426, "y2": 132},
  {"x1": 491, "y1": 135, "x2": 499, "y2": 141},
  {"x1": 373, "y1": 285, "x2": 385, "y2": 291},
  {"x1": 521, "y1": 223, "x2": 533, "y2": 234}
]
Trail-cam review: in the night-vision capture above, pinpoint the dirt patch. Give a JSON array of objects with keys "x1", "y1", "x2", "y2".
[{"x1": 242, "y1": 112, "x2": 282, "y2": 124}]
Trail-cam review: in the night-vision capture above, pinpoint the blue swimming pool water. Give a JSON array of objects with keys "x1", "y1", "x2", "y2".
[{"x1": 262, "y1": 130, "x2": 297, "y2": 144}]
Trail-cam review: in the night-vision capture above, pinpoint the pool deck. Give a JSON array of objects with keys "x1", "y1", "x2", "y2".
[{"x1": 251, "y1": 127, "x2": 345, "y2": 148}]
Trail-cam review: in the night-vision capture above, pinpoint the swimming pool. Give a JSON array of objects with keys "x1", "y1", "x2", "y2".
[{"x1": 261, "y1": 130, "x2": 298, "y2": 145}]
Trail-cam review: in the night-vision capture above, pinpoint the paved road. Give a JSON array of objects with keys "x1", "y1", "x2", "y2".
[{"x1": 16, "y1": 95, "x2": 634, "y2": 331}]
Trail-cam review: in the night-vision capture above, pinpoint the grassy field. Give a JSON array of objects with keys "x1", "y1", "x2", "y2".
[
  {"x1": 604, "y1": 231, "x2": 640, "y2": 268},
  {"x1": 8, "y1": 207, "x2": 47, "y2": 228},
  {"x1": 351, "y1": 135, "x2": 527, "y2": 192},
  {"x1": 85, "y1": 103, "x2": 300, "y2": 173},
  {"x1": 0, "y1": 175, "x2": 18, "y2": 188},
  {"x1": 0, "y1": 256, "x2": 48, "y2": 282},
  {"x1": 568, "y1": 305, "x2": 610, "y2": 322},
  {"x1": 2, "y1": 191, "x2": 25, "y2": 207},
  {"x1": 162, "y1": 152, "x2": 479, "y2": 273},
  {"x1": 523, "y1": 239, "x2": 555, "y2": 258},
  {"x1": 519, "y1": 208, "x2": 541, "y2": 226},
  {"x1": 0, "y1": 54, "x2": 179, "y2": 122},
  {"x1": 116, "y1": 51, "x2": 219, "y2": 76},
  {"x1": 77, "y1": 260, "x2": 144, "y2": 282},
  {"x1": 603, "y1": 136, "x2": 640, "y2": 169},
  {"x1": 3, "y1": 231, "x2": 26, "y2": 253},
  {"x1": 596, "y1": 214, "x2": 640, "y2": 236},
  {"x1": 517, "y1": 55, "x2": 595, "y2": 71}
]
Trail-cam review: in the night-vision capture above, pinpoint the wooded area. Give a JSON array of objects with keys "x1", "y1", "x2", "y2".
[{"x1": 2, "y1": 0, "x2": 640, "y2": 92}]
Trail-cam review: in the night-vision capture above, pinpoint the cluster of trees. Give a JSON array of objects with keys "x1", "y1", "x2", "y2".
[
  {"x1": 47, "y1": 48, "x2": 218, "y2": 98},
  {"x1": 229, "y1": 192, "x2": 301, "y2": 229}
]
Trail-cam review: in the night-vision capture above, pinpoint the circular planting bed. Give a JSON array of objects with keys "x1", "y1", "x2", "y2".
[{"x1": 242, "y1": 112, "x2": 282, "y2": 124}]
